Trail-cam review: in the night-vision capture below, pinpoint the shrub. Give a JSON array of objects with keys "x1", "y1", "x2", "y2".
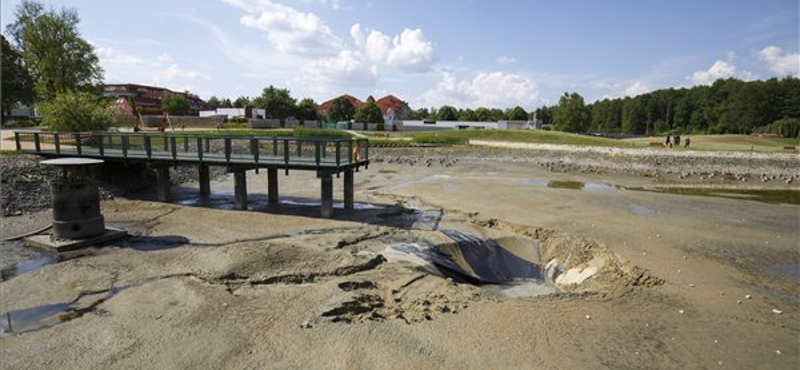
[
  {"x1": 753, "y1": 118, "x2": 800, "y2": 138},
  {"x1": 39, "y1": 91, "x2": 117, "y2": 131}
]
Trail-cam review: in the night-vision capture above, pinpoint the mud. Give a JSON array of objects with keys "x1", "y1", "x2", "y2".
[{"x1": 0, "y1": 148, "x2": 798, "y2": 369}]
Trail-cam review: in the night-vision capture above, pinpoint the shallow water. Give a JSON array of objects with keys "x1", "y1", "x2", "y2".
[
  {"x1": 766, "y1": 264, "x2": 800, "y2": 281},
  {"x1": 1, "y1": 255, "x2": 57, "y2": 280},
  {"x1": 522, "y1": 178, "x2": 799, "y2": 205}
]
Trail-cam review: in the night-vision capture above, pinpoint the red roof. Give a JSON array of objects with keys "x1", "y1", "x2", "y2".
[
  {"x1": 317, "y1": 95, "x2": 364, "y2": 113},
  {"x1": 375, "y1": 95, "x2": 408, "y2": 115}
]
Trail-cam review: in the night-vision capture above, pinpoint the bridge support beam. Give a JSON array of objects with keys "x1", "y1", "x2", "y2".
[
  {"x1": 199, "y1": 164, "x2": 210, "y2": 196},
  {"x1": 320, "y1": 173, "x2": 333, "y2": 218},
  {"x1": 267, "y1": 168, "x2": 278, "y2": 205},
  {"x1": 343, "y1": 168, "x2": 354, "y2": 210},
  {"x1": 234, "y1": 170, "x2": 247, "y2": 210},
  {"x1": 155, "y1": 167, "x2": 171, "y2": 202}
]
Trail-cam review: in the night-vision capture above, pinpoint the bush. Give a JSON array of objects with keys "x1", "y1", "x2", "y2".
[
  {"x1": 39, "y1": 91, "x2": 117, "y2": 131},
  {"x1": 222, "y1": 121, "x2": 249, "y2": 129},
  {"x1": 754, "y1": 118, "x2": 800, "y2": 138},
  {"x1": 294, "y1": 127, "x2": 352, "y2": 138}
]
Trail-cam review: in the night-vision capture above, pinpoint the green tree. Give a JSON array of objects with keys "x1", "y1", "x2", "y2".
[
  {"x1": 554, "y1": 92, "x2": 590, "y2": 132},
  {"x1": 1, "y1": 35, "x2": 34, "y2": 118},
  {"x1": 296, "y1": 98, "x2": 318, "y2": 124},
  {"x1": 220, "y1": 98, "x2": 233, "y2": 108},
  {"x1": 474, "y1": 107, "x2": 492, "y2": 122},
  {"x1": 329, "y1": 97, "x2": 355, "y2": 122},
  {"x1": 258, "y1": 85, "x2": 296, "y2": 120},
  {"x1": 437, "y1": 105, "x2": 458, "y2": 121},
  {"x1": 458, "y1": 108, "x2": 477, "y2": 121},
  {"x1": 233, "y1": 96, "x2": 250, "y2": 108},
  {"x1": 39, "y1": 91, "x2": 116, "y2": 131},
  {"x1": 507, "y1": 106, "x2": 528, "y2": 121},
  {"x1": 354, "y1": 101, "x2": 385, "y2": 124},
  {"x1": 489, "y1": 108, "x2": 506, "y2": 121},
  {"x1": 206, "y1": 96, "x2": 221, "y2": 108},
  {"x1": 161, "y1": 94, "x2": 191, "y2": 116},
  {"x1": 6, "y1": 1, "x2": 102, "y2": 100}
]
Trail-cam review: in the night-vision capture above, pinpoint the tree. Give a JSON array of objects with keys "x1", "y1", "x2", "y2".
[
  {"x1": 437, "y1": 105, "x2": 458, "y2": 121},
  {"x1": 328, "y1": 97, "x2": 355, "y2": 122},
  {"x1": 258, "y1": 85, "x2": 296, "y2": 120},
  {"x1": 206, "y1": 96, "x2": 221, "y2": 108},
  {"x1": 458, "y1": 108, "x2": 477, "y2": 121},
  {"x1": 554, "y1": 93, "x2": 590, "y2": 132},
  {"x1": 233, "y1": 96, "x2": 250, "y2": 108},
  {"x1": 475, "y1": 107, "x2": 492, "y2": 122},
  {"x1": 296, "y1": 98, "x2": 318, "y2": 124},
  {"x1": 1, "y1": 35, "x2": 34, "y2": 118},
  {"x1": 39, "y1": 91, "x2": 116, "y2": 131},
  {"x1": 507, "y1": 106, "x2": 528, "y2": 121},
  {"x1": 220, "y1": 98, "x2": 233, "y2": 108},
  {"x1": 354, "y1": 101, "x2": 384, "y2": 124},
  {"x1": 161, "y1": 94, "x2": 191, "y2": 116},
  {"x1": 6, "y1": 1, "x2": 103, "y2": 100}
]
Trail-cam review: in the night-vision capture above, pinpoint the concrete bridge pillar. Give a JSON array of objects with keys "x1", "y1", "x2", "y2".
[
  {"x1": 344, "y1": 168, "x2": 354, "y2": 209},
  {"x1": 199, "y1": 164, "x2": 210, "y2": 196},
  {"x1": 234, "y1": 170, "x2": 247, "y2": 210},
  {"x1": 320, "y1": 173, "x2": 333, "y2": 218},
  {"x1": 155, "y1": 167, "x2": 171, "y2": 202},
  {"x1": 267, "y1": 168, "x2": 278, "y2": 204}
]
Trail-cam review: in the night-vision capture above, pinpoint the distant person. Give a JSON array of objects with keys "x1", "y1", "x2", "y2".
[
  {"x1": 674, "y1": 135, "x2": 681, "y2": 147},
  {"x1": 685, "y1": 137, "x2": 691, "y2": 148},
  {"x1": 665, "y1": 136, "x2": 671, "y2": 147}
]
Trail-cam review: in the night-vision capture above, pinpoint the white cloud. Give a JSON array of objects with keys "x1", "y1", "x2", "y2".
[
  {"x1": 297, "y1": 50, "x2": 378, "y2": 93},
  {"x1": 415, "y1": 71, "x2": 540, "y2": 109},
  {"x1": 757, "y1": 46, "x2": 800, "y2": 77},
  {"x1": 385, "y1": 29, "x2": 436, "y2": 72},
  {"x1": 495, "y1": 56, "x2": 516, "y2": 65},
  {"x1": 349, "y1": 25, "x2": 436, "y2": 72},
  {"x1": 689, "y1": 59, "x2": 756, "y2": 85},
  {"x1": 222, "y1": 0, "x2": 344, "y2": 56},
  {"x1": 93, "y1": 41, "x2": 210, "y2": 88}
]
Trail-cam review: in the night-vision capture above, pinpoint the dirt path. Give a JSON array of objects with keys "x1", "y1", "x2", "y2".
[{"x1": 0, "y1": 152, "x2": 797, "y2": 369}]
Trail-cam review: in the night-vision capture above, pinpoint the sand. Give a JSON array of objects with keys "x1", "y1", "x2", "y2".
[{"x1": 0, "y1": 148, "x2": 798, "y2": 370}]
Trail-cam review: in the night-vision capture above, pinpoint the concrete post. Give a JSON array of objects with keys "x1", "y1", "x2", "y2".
[
  {"x1": 344, "y1": 168, "x2": 354, "y2": 209},
  {"x1": 234, "y1": 170, "x2": 247, "y2": 210},
  {"x1": 155, "y1": 167, "x2": 171, "y2": 202},
  {"x1": 320, "y1": 173, "x2": 333, "y2": 218},
  {"x1": 199, "y1": 164, "x2": 210, "y2": 196},
  {"x1": 267, "y1": 168, "x2": 278, "y2": 204}
]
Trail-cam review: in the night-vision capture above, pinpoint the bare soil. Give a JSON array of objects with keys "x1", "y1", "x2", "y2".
[{"x1": 0, "y1": 146, "x2": 798, "y2": 370}]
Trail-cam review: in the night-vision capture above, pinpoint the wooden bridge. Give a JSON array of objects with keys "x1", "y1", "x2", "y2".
[{"x1": 13, "y1": 130, "x2": 370, "y2": 217}]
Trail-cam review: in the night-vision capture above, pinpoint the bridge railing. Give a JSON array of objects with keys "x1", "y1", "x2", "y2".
[{"x1": 13, "y1": 131, "x2": 369, "y2": 170}]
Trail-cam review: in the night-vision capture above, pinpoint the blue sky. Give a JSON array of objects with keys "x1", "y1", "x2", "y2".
[{"x1": 2, "y1": 0, "x2": 798, "y2": 110}]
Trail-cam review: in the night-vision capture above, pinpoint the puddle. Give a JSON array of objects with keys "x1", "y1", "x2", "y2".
[
  {"x1": 766, "y1": 264, "x2": 800, "y2": 281},
  {"x1": 547, "y1": 181, "x2": 584, "y2": 190},
  {"x1": 482, "y1": 281, "x2": 557, "y2": 298},
  {"x1": 630, "y1": 204, "x2": 660, "y2": 217},
  {"x1": 1, "y1": 255, "x2": 57, "y2": 280},
  {"x1": 646, "y1": 187, "x2": 800, "y2": 205},
  {"x1": 0, "y1": 287, "x2": 122, "y2": 339},
  {"x1": 172, "y1": 189, "x2": 383, "y2": 211},
  {"x1": 523, "y1": 178, "x2": 799, "y2": 205},
  {"x1": 0, "y1": 302, "x2": 71, "y2": 338}
]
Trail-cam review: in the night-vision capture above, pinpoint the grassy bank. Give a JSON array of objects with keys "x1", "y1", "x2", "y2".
[{"x1": 624, "y1": 134, "x2": 799, "y2": 152}]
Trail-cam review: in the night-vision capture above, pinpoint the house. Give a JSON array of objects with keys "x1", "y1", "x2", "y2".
[
  {"x1": 103, "y1": 83, "x2": 209, "y2": 116},
  {"x1": 316, "y1": 94, "x2": 411, "y2": 122}
]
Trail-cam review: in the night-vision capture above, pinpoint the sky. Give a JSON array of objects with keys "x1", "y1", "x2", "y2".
[{"x1": 2, "y1": 0, "x2": 799, "y2": 111}]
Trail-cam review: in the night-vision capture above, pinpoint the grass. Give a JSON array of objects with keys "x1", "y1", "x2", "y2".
[
  {"x1": 624, "y1": 134, "x2": 800, "y2": 152},
  {"x1": 399, "y1": 130, "x2": 632, "y2": 147}
]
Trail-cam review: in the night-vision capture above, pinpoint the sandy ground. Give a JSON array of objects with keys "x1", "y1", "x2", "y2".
[{"x1": 0, "y1": 149, "x2": 798, "y2": 369}]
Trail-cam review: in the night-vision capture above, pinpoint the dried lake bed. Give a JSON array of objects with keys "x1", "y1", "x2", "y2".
[{"x1": 1, "y1": 146, "x2": 798, "y2": 370}]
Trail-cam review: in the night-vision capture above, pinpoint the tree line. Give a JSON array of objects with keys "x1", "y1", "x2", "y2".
[{"x1": 537, "y1": 77, "x2": 800, "y2": 137}]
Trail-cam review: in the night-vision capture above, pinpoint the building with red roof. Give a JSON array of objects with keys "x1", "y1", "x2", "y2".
[{"x1": 317, "y1": 94, "x2": 411, "y2": 121}]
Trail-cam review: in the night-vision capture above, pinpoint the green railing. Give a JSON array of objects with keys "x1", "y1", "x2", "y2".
[{"x1": 13, "y1": 131, "x2": 369, "y2": 172}]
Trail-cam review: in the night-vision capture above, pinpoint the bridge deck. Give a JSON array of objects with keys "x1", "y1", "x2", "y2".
[{"x1": 13, "y1": 131, "x2": 369, "y2": 173}]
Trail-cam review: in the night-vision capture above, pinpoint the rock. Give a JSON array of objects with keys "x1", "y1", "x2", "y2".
[
  {"x1": 772, "y1": 309, "x2": 782, "y2": 315},
  {"x1": 745, "y1": 294, "x2": 752, "y2": 299}
]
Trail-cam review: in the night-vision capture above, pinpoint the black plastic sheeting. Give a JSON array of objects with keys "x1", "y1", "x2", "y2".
[{"x1": 391, "y1": 230, "x2": 542, "y2": 285}]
